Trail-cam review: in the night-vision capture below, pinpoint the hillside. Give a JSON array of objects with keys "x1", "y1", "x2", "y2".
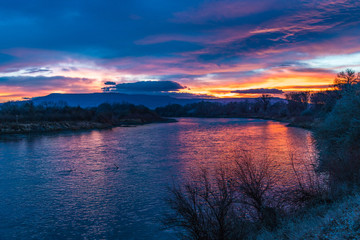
[
  {"x1": 29, "y1": 93, "x2": 285, "y2": 109},
  {"x1": 31, "y1": 93, "x2": 200, "y2": 109}
]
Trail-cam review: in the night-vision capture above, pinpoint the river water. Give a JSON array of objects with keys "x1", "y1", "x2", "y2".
[{"x1": 0, "y1": 118, "x2": 315, "y2": 239}]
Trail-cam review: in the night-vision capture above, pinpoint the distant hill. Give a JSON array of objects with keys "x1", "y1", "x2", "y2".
[
  {"x1": 31, "y1": 93, "x2": 198, "y2": 109},
  {"x1": 29, "y1": 93, "x2": 285, "y2": 109}
]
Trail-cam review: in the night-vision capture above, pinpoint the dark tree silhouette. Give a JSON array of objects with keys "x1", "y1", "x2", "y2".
[
  {"x1": 163, "y1": 153, "x2": 281, "y2": 239},
  {"x1": 163, "y1": 168, "x2": 246, "y2": 240},
  {"x1": 233, "y1": 151, "x2": 278, "y2": 225},
  {"x1": 260, "y1": 94, "x2": 272, "y2": 112},
  {"x1": 285, "y1": 92, "x2": 309, "y2": 115},
  {"x1": 334, "y1": 69, "x2": 360, "y2": 91}
]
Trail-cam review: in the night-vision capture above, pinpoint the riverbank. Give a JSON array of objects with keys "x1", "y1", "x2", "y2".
[
  {"x1": 0, "y1": 118, "x2": 176, "y2": 135},
  {"x1": 257, "y1": 193, "x2": 360, "y2": 239},
  {"x1": 0, "y1": 115, "x2": 312, "y2": 135},
  {"x1": 236, "y1": 115, "x2": 317, "y2": 130},
  {"x1": 154, "y1": 101, "x2": 320, "y2": 130},
  {"x1": 168, "y1": 115, "x2": 317, "y2": 130}
]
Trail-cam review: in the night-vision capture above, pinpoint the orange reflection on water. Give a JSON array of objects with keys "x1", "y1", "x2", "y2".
[{"x1": 174, "y1": 118, "x2": 316, "y2": 188}]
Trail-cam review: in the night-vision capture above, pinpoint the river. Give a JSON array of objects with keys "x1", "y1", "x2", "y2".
[{"x1": 0, "y1": 118, "x2": 316, "y2": 239}]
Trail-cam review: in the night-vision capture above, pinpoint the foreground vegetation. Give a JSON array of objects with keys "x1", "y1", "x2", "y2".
[
  {"x1": 162, "y1": 69, "x2": 360, "y2": 239},
  {"x1": 0, "y1": 102, "x2": 168, "y2": 134}
]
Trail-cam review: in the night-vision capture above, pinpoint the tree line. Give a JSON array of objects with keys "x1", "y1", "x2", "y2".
[
  {"x1": 155, "y1": 89, "x2": 337, "y2": 120},
  {"x1": 0, "y1": 101, "x2": 163, "y2": 124}
]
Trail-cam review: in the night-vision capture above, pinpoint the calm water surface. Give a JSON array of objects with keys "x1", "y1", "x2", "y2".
[{"x1": 0, "y1": 118, "x2": 315, "y2": 239}]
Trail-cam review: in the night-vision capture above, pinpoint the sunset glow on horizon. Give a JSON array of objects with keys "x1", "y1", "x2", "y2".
[{"x1": 0, "y1": 0, "x2": 360, "y2": 102}]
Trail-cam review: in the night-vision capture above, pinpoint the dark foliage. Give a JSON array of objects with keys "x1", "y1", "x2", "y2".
[
  {"x1": 285, "y1": 92, "x2": 310, "y2": 116},
  {"x1": 310, "y1": 90, "x2": 340, "y2": 114},
  {"x1": 334, "y1": 69, "x2": 360, "y2": 91},
  {"x1": 155, "y1": 99, "x2": 288, "y2": 119},
  {"x1": 315, "y1": 85, "x2": 360, "y2": 185},
  {"x1": 0, "y1": 101, "x2": 162, "y2": 124}
]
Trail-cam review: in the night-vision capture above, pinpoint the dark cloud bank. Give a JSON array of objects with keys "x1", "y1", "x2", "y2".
[
  {"x1": 103, "y1": 81, "x2": 186, "y2": 93},
  {"x1": 232, "y1": 88, "x2": 284, "y2": 94}
]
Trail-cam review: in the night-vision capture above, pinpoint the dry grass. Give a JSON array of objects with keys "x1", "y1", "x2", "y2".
[{"x1": 256, "y1": 193, "x2": 360, "y2": 240}]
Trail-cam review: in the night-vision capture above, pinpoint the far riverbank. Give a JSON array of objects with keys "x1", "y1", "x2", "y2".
[{"x1": 0, "y1": 118, "x2": 176, "y2": 135}]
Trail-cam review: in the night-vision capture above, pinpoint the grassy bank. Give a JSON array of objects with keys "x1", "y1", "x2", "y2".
[
  {"x1": 257, "y1": 193, "x2": 360, "y2": 239},
  {"x1": 0, "y1": 118, "x2": 175, "y2": 134}
]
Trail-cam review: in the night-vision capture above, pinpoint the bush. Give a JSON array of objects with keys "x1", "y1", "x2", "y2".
[
  {"x1": 233, "y1": 151, "x2": 278, "y2": 224},
  {"x1": 162, "y1": 167, "x2": 248, "y2": 240},
  {"x1": 315, "y1": 89, "x2": 360, "y2": 185},
  {"x1": 285, "y1": 154, "x2": 329, "y2": 209},
  {"x1": 163, "y1": 152, "x2": 282, "y2": 239}
]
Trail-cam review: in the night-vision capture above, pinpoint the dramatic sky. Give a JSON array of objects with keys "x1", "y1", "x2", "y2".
[{"x1": 1, "y1": 0, "x2": 360, "y2": 101}]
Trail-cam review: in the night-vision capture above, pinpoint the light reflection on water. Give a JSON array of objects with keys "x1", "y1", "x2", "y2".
[{"x1": 0, "y1": 118, "x2": 315, "y2": 239}]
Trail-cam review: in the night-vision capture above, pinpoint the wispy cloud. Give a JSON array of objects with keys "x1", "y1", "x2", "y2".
[
  {"x1": 0, "y1": 75, "x2": 96, "y2": 92},
  {"x1": 171, "y1": 0, "x2": 279, "y2": 24}
]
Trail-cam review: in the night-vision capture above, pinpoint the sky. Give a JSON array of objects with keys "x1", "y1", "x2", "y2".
[{"x1": 0, "y1": 0, "x2": 360, "y2": 101}]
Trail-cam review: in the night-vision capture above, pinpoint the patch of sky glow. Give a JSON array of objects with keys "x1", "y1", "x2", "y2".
[
  {"x1": 194, "y1": 74, "x2": 218, "y2": 83},
  {"x1": 0, "y1": 69, "x2": 25, "y2": 77},
  {"x1": 301, "y1": 52, "x2": 360, "y2": 71},
  {"x1": 56, "y1": 60, "x2": 104, "y2": 71},
  {"x1": 120, "y1": 75, "x2": 160, "y2": 82},
  {"x1": 252, "y1": 68, "x2": 266, "y2": 73}
]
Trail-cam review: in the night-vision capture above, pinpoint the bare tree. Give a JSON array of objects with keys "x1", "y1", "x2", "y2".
[
  {"x1": 286, "y1": 154, "x2": 329, "y2": 208},
  {"x1": 162, "y1": 167, "x2": 247, "y2": 240},
  {"x1": 233, "y1": 151, "x2": 278, "y2": 224},
  {"x1": 163, "y1": 152, "x2": 284, "y2": 237},
  {"x1": 334, "y1": 69, "x2": 360, "y2": 91}
]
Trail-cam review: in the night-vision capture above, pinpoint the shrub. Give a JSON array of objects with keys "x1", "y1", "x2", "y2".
[
  {"x1": 233, "y1": 151, "x2": 278, "y2": 225},
  {"x1": 163, "y1": 152, "x2": 282, "y2": 238},
  {"x1": 162, "y1": 167, "x2": 247, "y2": 240},
  {"x1": 315, "y1": 89, "x2": 360, "y2": 185},
  {"x1": 285, "y1": 154, "x2": 329, "y2": 209}
]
